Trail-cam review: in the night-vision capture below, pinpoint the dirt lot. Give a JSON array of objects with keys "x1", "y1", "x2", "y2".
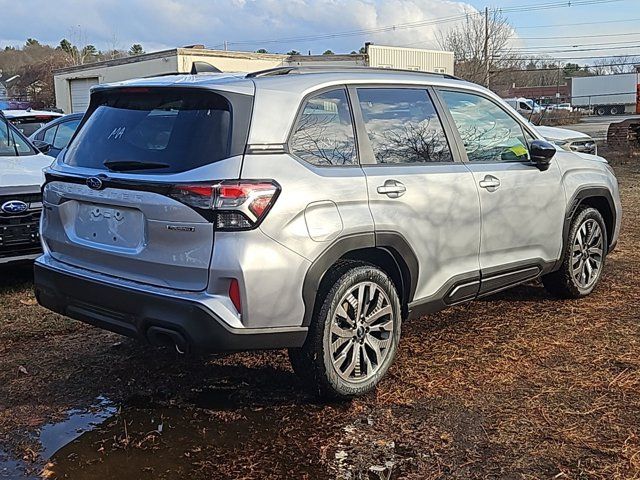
[{"x1": 0, "y1": 154, "x2": 638, "y2": 480}]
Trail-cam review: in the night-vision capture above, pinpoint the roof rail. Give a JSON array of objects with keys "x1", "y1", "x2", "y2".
[{"x1": 246, "y1": 65, "x2": 461, "y2": 80}]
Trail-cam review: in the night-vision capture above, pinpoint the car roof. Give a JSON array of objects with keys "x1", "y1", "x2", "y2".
[
  {"x1": 53, "y1": 112, "x2": 84, "y2": 121},
  {"x1": 92, "y1": 67, "x2": 470, "y2": 96},
  {"x1": 2, "y1": 109, "x2": 64, "y2": 118}
]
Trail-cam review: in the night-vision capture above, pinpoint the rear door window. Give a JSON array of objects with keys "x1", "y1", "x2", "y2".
[
  {"x1": 64, "y1": 88, "x2": 246, "y2": 173},
  {"x1": 356, "y1": 88, "x2": 453, "y2": 164}
]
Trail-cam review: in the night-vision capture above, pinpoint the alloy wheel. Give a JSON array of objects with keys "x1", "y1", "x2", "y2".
[
  {"x1": 328, "y1": 282, "x2": 395, "y2": 383},
  {"x1": 572, "y1": 218, "x2": 604, "y2": 289}
]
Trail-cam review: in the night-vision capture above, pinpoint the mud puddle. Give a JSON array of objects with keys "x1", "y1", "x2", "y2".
[{"x1": 2, "y1": 388, "x2": 334, "y2": 479}]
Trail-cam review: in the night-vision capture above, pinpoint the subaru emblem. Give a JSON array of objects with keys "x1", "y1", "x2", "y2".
[
  {"x1": 1, "y1": 200, "x2": 29, "y2": 214},
  {"x1": 86, "y1": 177, "x2": 104, "y2": 190}
]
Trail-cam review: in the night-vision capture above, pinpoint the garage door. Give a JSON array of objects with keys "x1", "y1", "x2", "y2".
[{"x1": 69, "y1": 77, "x2": 98, "y2": 112}]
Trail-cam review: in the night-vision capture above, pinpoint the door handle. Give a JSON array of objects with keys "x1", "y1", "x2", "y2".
[
  {"x1": 377, "y1": 180, "x2": 406, "y2": 198},
  {"x1": 479, "y1": 175, "x2": 500, "y2": 191}
]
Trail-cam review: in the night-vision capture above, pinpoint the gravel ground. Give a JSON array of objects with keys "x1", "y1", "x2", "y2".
[{"x1": 0, "y1": 153, "x2": 638, "y2": 480}]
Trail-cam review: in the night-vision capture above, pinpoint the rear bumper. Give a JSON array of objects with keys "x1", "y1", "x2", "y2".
[{"x1": 34, "y1": 259, "x2": 307, "y2": 353}]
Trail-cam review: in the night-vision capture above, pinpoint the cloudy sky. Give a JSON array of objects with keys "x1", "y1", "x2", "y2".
[{"x1": 0, "y1": 0, "x2": 638, "y2": 62}]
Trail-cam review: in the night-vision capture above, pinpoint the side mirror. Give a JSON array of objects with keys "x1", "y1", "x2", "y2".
[
  {"x1": 32, "y1": 139, "x2": 52, "y2": 155},
  {"x1": 530, "y1": 139, "x2": 556, "y2": 171}
]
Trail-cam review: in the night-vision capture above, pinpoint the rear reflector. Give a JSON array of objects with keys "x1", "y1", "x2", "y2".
[{"x1": 229, "y1": 279, "x2": 242, "y2": 314}]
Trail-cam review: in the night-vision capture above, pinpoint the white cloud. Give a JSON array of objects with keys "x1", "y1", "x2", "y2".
[{"x1": 0, "y1": 0, "x2": 477, "y2": 53}]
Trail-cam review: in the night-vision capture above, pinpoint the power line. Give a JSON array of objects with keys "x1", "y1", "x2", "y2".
[
  {"x1": 515, "y1": 45, "x2": 640, "y2": 54},
  {"x1": 514, "y1": 17, "x2": 640, "y2": 29},
  {"x1": 404, "y1": 19, "x2": 640, "y2": 48},
  {"x1": 505, "y1": 54, "x2": 639, "y2": 62},
  {"x1": 517, "y1": 31, "x2": 640, "y2": 41},
  {"x1": 512, "y1": 44, "x2": 640, "y2": 54},
  {"x1": 211, "y1": 0, "x2": 628, "y2": 49},
  {"x1": 409, "y1": 37, "x2": 640, "y2": 52},
  {"x1": 496, "y1": 0, "x2": 626, "y2": 13},
  {"x1": 212, "y1": 13, "x2": 474, "y2": 48},
  {"x1": 491, "y1": 61, "x2": 639, "y2": 73},
  {"x1": 513, "y1": 38, "x2": 640, "y2": 49}
]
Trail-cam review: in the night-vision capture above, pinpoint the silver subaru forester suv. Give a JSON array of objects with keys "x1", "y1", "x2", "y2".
[{"x1": 34, "y1": 67, "x2": 621, "y2": 398}]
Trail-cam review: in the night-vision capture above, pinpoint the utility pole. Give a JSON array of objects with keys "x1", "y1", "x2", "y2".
[
  {"x1": 484, "y1": 6, "x2": 490, "y2": 88},
  {"x1": 557, "y1": 63, "x2": 562, "y2": 106}
]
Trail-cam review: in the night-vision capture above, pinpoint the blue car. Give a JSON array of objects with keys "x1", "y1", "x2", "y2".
[{"x1": 29, "y1": 112, "x2": 83, "y2": 158}]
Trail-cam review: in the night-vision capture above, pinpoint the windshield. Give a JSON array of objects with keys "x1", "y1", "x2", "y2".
[
  {"x1": 0, "y1": 117, "x2": 37, "y2": 157},
  {"x1": 525, "y1": 100, "x2": 541, "y2": 110},
  {"x1": 64, "y1": 88, "x2": 235, "y2": 173}
]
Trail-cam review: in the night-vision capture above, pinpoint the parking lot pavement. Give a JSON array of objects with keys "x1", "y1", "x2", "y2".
[
  {"x1": 561, "y1": 114, "x2": 640, "y2": 140},
  {"x1": 0, "y1": 156, "x2": 638, "y2": 479}
]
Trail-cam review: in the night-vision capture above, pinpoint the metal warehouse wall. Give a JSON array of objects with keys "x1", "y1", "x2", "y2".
[{"x1": 366, "y1": 45, "x2": 454, "y2": 74}]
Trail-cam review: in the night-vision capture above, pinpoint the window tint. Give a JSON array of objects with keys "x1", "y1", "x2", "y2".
[
  {"x1": 357, "y1": 88, "x2": 452, "y2": 164},
  {"x1": 64, "y1": 89, "x2": 235, "y2": 173},
  {"x1": 44, "y1": 125, "x2": 57, "y2": 145},
  {"x1": 53, "y1": 119, "x2": 80, "y2": 150},
  {"x1": 289, "y1": 89, "x2": 357, "y2": 166},
  {"x1": 440, "y1": 90, "x2": 530, "y2": 163}
]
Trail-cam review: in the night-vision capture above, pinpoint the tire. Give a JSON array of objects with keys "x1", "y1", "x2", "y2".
[
  {"x1": 610, "y1": 106, "x2": 620, "y2": 115},
  {"x1": 542, "y1": 207, "x2": 608, "y2": 299},
  {"x1": 595, "y1": 106, "x2": 607, "y2": 116},
  {"x1": 289, "y1": 261, "x2": 402, "y2": 399}
]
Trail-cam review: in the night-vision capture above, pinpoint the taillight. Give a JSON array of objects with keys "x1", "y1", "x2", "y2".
[{"x1": 169, "y1": 180, "x2": 279, "y2": 231}]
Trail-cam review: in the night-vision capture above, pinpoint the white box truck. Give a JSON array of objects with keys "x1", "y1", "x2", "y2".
[{"x1": 571, "y1": 73, "x2": 639, "y2": 116}]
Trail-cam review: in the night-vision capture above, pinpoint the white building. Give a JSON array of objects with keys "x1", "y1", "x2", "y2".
[{"x1": 53, "y1": 44, "x2": 455, "y2": 113}]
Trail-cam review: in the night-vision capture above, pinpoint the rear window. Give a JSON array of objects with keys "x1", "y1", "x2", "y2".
[
  {"x1": 11, "y1": 117, "x2": 58, "y2": 137},
  {"x1": 64, "y1": 88, "x2": 247, "y2": 173}
]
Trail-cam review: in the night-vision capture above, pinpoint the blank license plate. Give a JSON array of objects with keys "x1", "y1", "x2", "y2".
[{"x1": 74, "y1": 203, "x2": 144, "y2": 249}]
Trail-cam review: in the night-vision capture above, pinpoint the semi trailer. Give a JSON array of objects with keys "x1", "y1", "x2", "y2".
[{"x1": 571, "y1": 73, "x2": 640, "y2": 116}]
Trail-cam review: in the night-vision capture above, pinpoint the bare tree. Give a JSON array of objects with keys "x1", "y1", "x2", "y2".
[
  {"x1": 437, "y1": 8, "x2": 513, "y2": 85},
  {"x1": 591, "y1": 55, "x2": 639, "y2": 75},
  {"x1": 104, "y1": 33, "x2": 126, "y2": 60}
]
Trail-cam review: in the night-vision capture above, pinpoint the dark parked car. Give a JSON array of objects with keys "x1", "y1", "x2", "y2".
[
  {"x1": 3, "y1": 109, "x2": 63, "y2": 138},
  {"x1": 29, "y1": 113, "x2": 83, "y2": 158}
]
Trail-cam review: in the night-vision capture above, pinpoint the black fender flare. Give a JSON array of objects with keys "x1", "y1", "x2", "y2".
[
  {"x1": 301, "y1": 232, "x2": 419, "y2": 327},
  {"x1": 560, "y1": 186, "x2": 616, "y2": 262}
]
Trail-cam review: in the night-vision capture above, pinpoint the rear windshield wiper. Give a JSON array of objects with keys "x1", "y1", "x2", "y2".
[{"x1": 103, "y1": 160, "x2": 170, "y2": 171}]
